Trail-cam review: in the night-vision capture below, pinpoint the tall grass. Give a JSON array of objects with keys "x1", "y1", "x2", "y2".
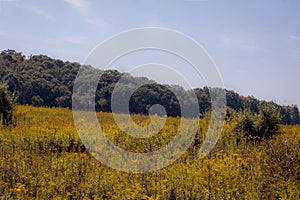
[{"x1": 0, "y1": 106, "x2": 299, "y2": 199}]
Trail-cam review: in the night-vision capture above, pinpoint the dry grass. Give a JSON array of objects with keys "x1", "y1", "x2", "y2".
[{"x1": 0, "y1": 106, "x2": 299, "y2": 199}]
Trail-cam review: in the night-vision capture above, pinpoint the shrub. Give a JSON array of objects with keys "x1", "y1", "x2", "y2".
[
  {"x1": 0, "y1": 82, "x2": 16, "y2": 125},
  {"x1": 235, "y1": 109, "x2": 256, "y2": 138},
  {"x1": 235, "y1": 104, "x2": 281, "y2": 141},
  {"x1": 257, "y1": 104, "x2": 281, "y2": 139}
]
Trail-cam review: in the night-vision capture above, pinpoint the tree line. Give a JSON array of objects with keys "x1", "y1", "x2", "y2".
[{"x1": 1, "y1": 49, "x2": 299, "y2": 125}]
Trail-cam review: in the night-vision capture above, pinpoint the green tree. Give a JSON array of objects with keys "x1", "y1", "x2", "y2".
[
  {"x1": 0, "y1": 83, "x2": 16, "y2": 125},
  {"x1": 235, "y1": 104, "x2": 281, "y2": 141},
  {"x1": 235, "y1": 109, "x2": 256, "y2": 138},
  {"x1": 257, "y1": 104, "x2": 281, "y2": 139}
]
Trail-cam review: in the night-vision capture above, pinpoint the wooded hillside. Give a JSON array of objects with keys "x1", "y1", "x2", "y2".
[{"x1": 1, "y1": 49, "x2": 299, "y2": 124}]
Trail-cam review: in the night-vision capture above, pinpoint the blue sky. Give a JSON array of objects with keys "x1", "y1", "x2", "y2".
[{"x1": 0, "y1": 0, "x2": 300, "y2": 106}]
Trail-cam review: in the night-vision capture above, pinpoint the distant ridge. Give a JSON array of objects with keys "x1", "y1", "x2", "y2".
[{"x1": 1, "y1": 49, "x2": 299, "y2": 125}]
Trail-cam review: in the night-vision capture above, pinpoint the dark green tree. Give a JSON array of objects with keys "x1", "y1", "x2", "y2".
[
  {"x1": 235, "y1": 109, "x2": 257, "y2": 138},
  {"x1": 0, "y1": 83, "x2": 16, "y2": 125},
  {"x1": 257, "y1": 104, "x2": 281, "y2": 139},
  {"x1": 235, "y1": 104, "x2": 281, "y2": 141}
]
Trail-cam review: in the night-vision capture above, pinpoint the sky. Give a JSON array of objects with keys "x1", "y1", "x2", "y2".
[{"x1": 0, "y1": 0, "x2": 300, "y2": 106}]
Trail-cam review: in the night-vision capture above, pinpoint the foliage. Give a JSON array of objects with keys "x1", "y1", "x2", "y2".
[
  {"x1": 235, "y1": 104, "x2": 281, "y2": 140},
  {"x1": 235, "y1": 109, "x2": 257, "y2": 138},
  {"x1": 261, "y1": 127, "x2": 300, "y2": 199},
  {"x1": 0, "y1": 50, "x2": 299, "y2": 124},
  {"x1": 0, "y1": 106, "x2": 299, "y2": 199},
  {"x1": 0, "y1": 82, "x2": 16, "y2": 126},
  {"x1": 257, "y1": 104, "x2": 281, "y2": 139}
]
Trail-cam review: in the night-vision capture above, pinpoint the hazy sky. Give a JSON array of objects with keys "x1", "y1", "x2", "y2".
[{"x1": 0, "y1": 0, "x2": 300, "y2": 106}]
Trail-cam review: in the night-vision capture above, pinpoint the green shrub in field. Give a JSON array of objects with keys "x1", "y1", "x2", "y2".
[
  {"x1": 235, "y1": 104, "x2": 281, "y2": 141},
  {"x1": 257, "y1": 104, "x2": 281, "y2": 139},
  {"x1": 0, "y1": 82, "x2": 16, "y2": 126}
]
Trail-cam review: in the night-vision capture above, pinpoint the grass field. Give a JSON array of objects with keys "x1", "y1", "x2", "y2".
[{"x1": 0, "y1": 106, "x2": 299, "y2": 199}]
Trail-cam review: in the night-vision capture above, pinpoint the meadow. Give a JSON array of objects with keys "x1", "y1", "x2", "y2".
[{"x1": 0, "y1": 106, "x2": 299, "y2": 199}]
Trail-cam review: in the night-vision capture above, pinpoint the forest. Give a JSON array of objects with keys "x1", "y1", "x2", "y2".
[{"x1": 0, "y1": 49, "x2": 300, "y2": 125}]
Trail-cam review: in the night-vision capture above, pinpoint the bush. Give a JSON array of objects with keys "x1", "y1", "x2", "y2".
[
  {"x1": 0, "y1": 83, "x2": 16, "y2": 125},
  {"x1": 257, "y1": 104, "x2": 281, "y2": 139},
  {"x1": 235, "y1": 109, "x2": 256, "y2": 137},
  {"x1": 235, "y1": 104, "x2": 281, "y2": 141}
]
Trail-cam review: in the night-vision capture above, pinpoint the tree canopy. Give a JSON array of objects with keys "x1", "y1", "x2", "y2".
[{"x1": 0, "y1": 49, "x2": 299, "y2": 124}]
